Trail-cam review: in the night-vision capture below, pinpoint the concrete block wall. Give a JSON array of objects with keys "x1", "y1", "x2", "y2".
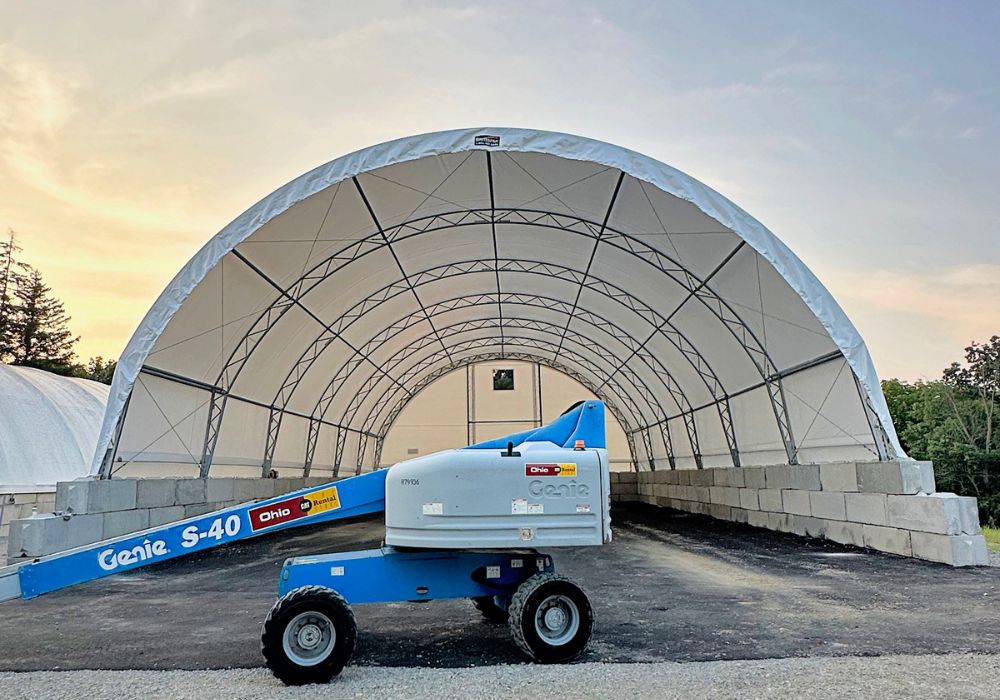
[
  {"x1": 6, "y1": 476, "x2": 336, "y2": 563},
  {"x1": 1, "y1": 489, "x2": 56, "y2": 545},
  {"x1": 610, "y1": 460, "x2": 989, "y2": 567}
]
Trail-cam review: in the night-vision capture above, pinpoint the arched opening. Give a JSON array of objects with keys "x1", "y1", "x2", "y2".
[{"x1": 379, "y1": 359, "x2": 632, "y2": 471}]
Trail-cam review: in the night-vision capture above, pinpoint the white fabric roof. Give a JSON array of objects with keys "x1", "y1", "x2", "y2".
[
  {"x1": 94, "y1": 127, "x2": 902, "y2": 477},
  {"x1": 0, "y1": 365, "x2": 109, "y2": 489}
]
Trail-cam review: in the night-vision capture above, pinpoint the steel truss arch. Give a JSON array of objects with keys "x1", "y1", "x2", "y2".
[
  {"x1": 202, "y1": 207, "x2": 796, "y2": 476},
  {"x1": 269, "y1": 286, "x2": 716, "y2": 474},
  {"x1": 325, "y1": 325, "x2": 662, "y2": 473},
  {"x1": 262, "y1": 257, "x2": 742, "y2": 475},
  {"x1": 366, "y1": 349, "x2": 646, "y2": 473}
]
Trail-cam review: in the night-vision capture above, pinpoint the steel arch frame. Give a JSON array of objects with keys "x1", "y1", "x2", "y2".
[
  {"x1": 355, "y1": 336, "x2": 675, "y2": 474},
  {"x1": 263, "y1": 257, "x2": 741, "y2": 475},
  {"x1": 269, "y1": 288, "x2": 708, "y2": 474},
  {"x1": 327, "y1": 325, "x2": 660, "y2": 474},
  {"x1": 366, "y1": 350, "x2": 646, "y2": 473},
  {"x1": 200, "y1": 205, "x2": 798, "y2": 474}
]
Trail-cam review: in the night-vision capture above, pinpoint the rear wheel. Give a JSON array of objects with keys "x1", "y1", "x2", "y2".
[
  {"x1": 472, "y1": 595, "x2": 509, "y2": 623},
  {"x1": 261, "y1": 585, "x2": 356, "y2": 685},
  {"x1": 508, "y1": 573, "x2": 593, "y2": 663}
]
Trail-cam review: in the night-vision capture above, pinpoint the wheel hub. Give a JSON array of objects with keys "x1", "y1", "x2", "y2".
[
  {"x1": 297, "y1": 623, "x2": 323, "y2": 649},
  {"x1": 543, "y1": 607, "x2": 567, "y2": 630}
]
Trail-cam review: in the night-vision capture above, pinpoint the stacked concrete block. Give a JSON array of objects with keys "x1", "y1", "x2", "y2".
[
  {"x1": 610, "y1": 459, "x2": 988, "y2": 567},
  {"x1": 7, "y1": 475, "x2": 345, "y2": 563}
]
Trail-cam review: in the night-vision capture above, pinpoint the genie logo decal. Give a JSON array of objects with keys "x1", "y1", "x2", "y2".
[
  {"x1": 525, "y1": 463, "x2": 577, "y2": 478},
  {"x1": 98, "y1": 538, "x2": 169, "y2": 571},
  {"x1": 248, "y1": 486, "x2": 341, "y2": 532}
]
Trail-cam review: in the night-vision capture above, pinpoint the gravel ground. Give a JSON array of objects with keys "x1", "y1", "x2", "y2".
[{"x1": 2, "y1": 654, "x2": 999, "y2": 700}]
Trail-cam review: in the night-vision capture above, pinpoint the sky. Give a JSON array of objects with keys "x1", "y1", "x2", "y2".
[{"x1": 0, "y1": 0, "x2": 997, "y2": 381}]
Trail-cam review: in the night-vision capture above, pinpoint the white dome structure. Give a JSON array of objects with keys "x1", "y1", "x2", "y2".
[
  {"x1": 0, "y1": 365, "x2": 109, "y2": 489},
  {"x1": 94, "y1": 128, "x2": 902, "y2": 479}
]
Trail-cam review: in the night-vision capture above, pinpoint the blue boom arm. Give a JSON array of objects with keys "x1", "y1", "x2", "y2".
[{"x1": 1, "y1": 470, "x2": 387, "y2": 601}]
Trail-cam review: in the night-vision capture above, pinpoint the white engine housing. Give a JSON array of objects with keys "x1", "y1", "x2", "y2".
[{"x1": 384, "y1": 441, "x2": 611, "y2": 549}]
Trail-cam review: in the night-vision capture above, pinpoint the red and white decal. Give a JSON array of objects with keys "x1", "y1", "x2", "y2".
[{"x1": 524, "y1": 463, "x2": 577, "y2": 477}]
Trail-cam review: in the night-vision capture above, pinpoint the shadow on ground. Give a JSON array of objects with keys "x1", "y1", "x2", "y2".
[{"x1": 0, "y1": 503, "x2": 997, "y2": 671}]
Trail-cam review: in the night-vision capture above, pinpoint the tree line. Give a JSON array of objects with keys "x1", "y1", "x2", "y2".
[
  {"x1": 0, "y1": 230, "x2": 115, "y2": 384},
  {"x1": 883, "y1": 335, "x2": 1000, "y2": 526}
]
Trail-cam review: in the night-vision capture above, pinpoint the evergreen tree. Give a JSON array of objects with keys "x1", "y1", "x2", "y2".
[
  {"x1": 80, "y1": 356, "x2": 117, "y2": 384},
  {"x1": 0, "y1": 229, "x2": 28, "y2": 363},
  {"x1": 12, "y1": 267, "x2": 79, "y2": 374}
]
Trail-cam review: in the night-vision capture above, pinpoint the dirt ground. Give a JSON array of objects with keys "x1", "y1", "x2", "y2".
[{"x1": 0, "y1": 503, "x2": 997, "y2": 671}]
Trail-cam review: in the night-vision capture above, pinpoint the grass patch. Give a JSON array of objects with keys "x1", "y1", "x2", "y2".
[{"x1": 984, "y1": 526, "x2": 1000, "y2": 551}]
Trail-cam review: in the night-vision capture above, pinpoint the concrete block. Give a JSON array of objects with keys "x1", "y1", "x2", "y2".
[
  {"x1": 175, "y1": 479, "x2": 208, "y2": 506},
  {"x1": 206, "y1": 478, "x2": 236, "y2": 503},
  {"x1": 731, "y1": 508, "x2": 749, "y2": 524},
  {"x1": 55, "y1": 481, "x2": 92, "y2": 514},
  {"x1": 759, "y1": 489, "x2": 783, "y2": 512},
  {"x1": 136, "y1": 479, "x2": 176, "y2": 508},
  {"x1": 103, "y1": 509, "x2": 150, "y2": 539},
  {"x1": 149, "y1": 505, "x2": 186, "y2": 527},
  {"x1": 956, "y1": 496, "x2": 981, "y2": 535},
  {"x1": 618, "y1": 472, "x2": 638, "y2": 483},
  {"x1": 782, "y1": 489, "x2": 811, "y2": 516},
  {"x1": 887, "y1": 494, "x2": 964, "y2": 534},
  {"x1": 743, "y1": 467, "x2": 766, "y2": 489},
  {"x1": 765, "y1": 464, "x2": 793, "y2": 490},
  {"x1": 789, "y1": 465, "x2": 822, "y2": 491},
  {"x1": 768, "y1": 512, "x2": 794, "y2": 533},
  {"x1": 64, "y1": 514, "x2": 104, "y2": 549},
  {"x1": 747, "y1": 510, "x2": 770, "y2": 529},
  {"x1": 792, "y1": 515, "x2": 827, "y2": 538},
  {"x1": 708, "y1": 504, "x2": 732, "y2": 521},
  {"x1": 253, "y1": 479, "x2": 277, "y2": 499},
  {"x1": 910, "y1": 531, "x2": 990, "y2": 566},
  {"x1": 184, "y1": 502, "x2": 223, "y2": 518},
  {"x1": 714, "y1": 468, "x2": 745, "y2": 488},
  {"x1": 231, "y1": 479, "x2": 258, "y2": 504},
  {"x1": 11, "y1": 493, "x2": 37, "y2": 504},
  {"x1": 820, "y1": 463, "x2": 858, "y2": 492},
  {"x1": 809, "y1": 491, "x2": 847, "y2": 521},
  {"x1": 710, "y1": 486, "x2": 740, "y2": 508},
  {"x1": 8, "y1": 515, "x2": 63, "y2": 556},
  {"x1": 845, "y1": 492, "x2": 888, "y2": 526},
  {"x1": 824, "y1": 520, "x2": 865, "y2": 547},
  {"x1": 89, "y1": 480, "x2": 138, "y2": 513},
  {"x1": 862, "y1": 525, "x2": 912, "y2": 557},
  {"x1": 739, "y1": 489, "x2": 760, "y2": 511},
  {"x1": 688, "y1": 470, "x2": 714, "y2": 487},
  {"x1": 676, "y1": 470, "x2": 691, "y2": 485},
  {"x1": 857, "y1": 461, "x2": 935, "y2": 494}
]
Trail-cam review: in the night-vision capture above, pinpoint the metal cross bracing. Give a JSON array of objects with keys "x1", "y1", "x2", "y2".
[
  {"x1": 260, "y1": 257, "x2": 738, "y2": 477},
  {"x1": 329, "y1": 327, "x2": 657, "y2": 474},
  {"x1": 197, "y1": 204, "x2": 799, "y2": 475},
  {"x1": 853, "y1": 371, "x2": 895, "y2": 461},
  {"x1": 270, "y1": 287, "x2": 706, "y2": 474}
]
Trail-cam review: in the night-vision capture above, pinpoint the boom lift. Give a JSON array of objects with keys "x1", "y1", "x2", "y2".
[{"x1": 0, "y1": 401, "x2": 611, "y2": 685}]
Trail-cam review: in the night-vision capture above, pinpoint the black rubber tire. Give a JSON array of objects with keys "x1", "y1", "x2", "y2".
[
  {"x1": 472, "y1": 596, "x2": 509, "y2": 623},
  {"x1": 508, "y1": 573, "x2": 594, "y2": 663},
  {"x1": 261, "y1": 585, "x2": 356, "y2": 685}
]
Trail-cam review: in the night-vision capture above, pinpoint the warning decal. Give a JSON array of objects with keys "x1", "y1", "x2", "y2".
[
  {"x1": 248, "y1": 486, "x2": 341, "y2": 532},
  {"x1": 524, "y1": 463, "x2": 577, "y2": 477}
]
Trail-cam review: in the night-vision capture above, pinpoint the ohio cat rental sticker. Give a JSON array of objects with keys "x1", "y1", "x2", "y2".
[
  {"x1": 524, "y1": 463, "x2": 577, "y2": 477},
  {"x1": 248, "y1": 486, "x2": 341, "y2": 532}
]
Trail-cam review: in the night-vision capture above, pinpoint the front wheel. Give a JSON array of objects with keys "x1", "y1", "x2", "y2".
[
  {"x1": 508, "y1": 573, "x2": 593, "y2": 663},
  {"x1": 261, "y1": 585, "x2": 356, "y2": 685}
]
